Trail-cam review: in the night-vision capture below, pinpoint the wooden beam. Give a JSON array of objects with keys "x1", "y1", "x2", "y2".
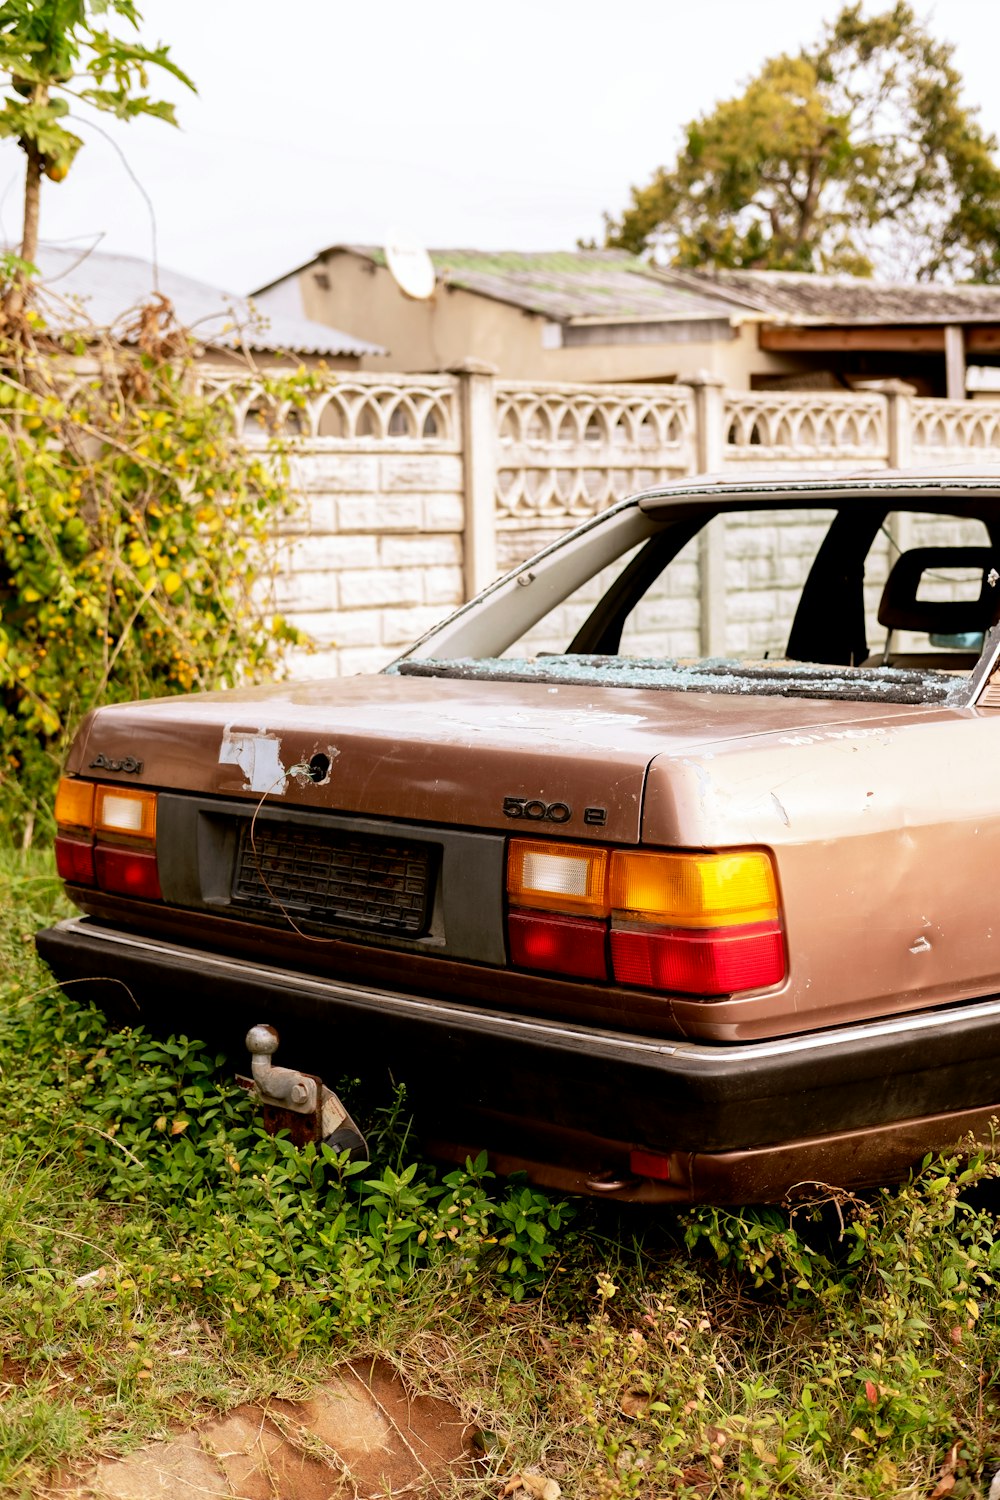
[
  {"x1": 965, "y1": 326, "x2": 1000, "y2": 354},
  {"x1": 759, "y1": 324, "x2": 947, "y2": 352}
]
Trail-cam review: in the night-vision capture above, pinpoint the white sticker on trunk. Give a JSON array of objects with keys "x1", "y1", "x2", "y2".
[{"x1": 219, "y1": 727, "x2": 286, "y2": 794}]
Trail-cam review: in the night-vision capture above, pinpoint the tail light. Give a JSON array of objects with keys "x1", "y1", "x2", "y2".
[
  {"x1": 506, "y1": 839, "x2": 785, "y2": 997},
  {"x1": 507, "y1": 840, "x2": 609, "y2": 917},
  {"x1": 508, "y1": 909, "x2": 609, "y2": 981},
  {"x1": 55, "y1": 778, "x2": 161, "y2": 901}
]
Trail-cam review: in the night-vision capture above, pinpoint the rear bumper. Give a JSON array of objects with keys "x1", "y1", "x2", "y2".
[{"x1": 36, "y1": 916, "x2": 1000, "y2": 1201}]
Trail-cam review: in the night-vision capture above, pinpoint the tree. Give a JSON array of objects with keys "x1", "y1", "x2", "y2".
[
  {"x1": 0, "y1": 0, "x2": 193, "y2": 319},
  {"x1": 603, "y1": 3, "x2": 1000, "y2": 282}
]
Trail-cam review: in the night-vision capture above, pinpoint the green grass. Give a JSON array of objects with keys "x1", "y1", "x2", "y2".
[{"x1": 3, "y1": 839, "x2": 1000, "y2": 1496}]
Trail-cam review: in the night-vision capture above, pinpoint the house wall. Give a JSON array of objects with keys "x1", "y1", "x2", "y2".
[
  {"x1": 255, "y1": 253, "x2": 802, "y2": 386},
  {"x1": 219, "y1": 370, "x2": 1000, "y2": 679},
  {"x1": 197, "y1": 350, "x2": 362, "y2": 372}
]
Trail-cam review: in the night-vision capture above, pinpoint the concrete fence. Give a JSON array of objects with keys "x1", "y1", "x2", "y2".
[{"x1": 208, "y1": 368, "x2": 1000, "y2": 676}]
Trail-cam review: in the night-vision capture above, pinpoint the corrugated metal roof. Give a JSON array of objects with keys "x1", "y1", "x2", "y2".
[
  {"x1": 334, "y1": 245, "x2": 744, "y2": 325},
  {"x1": 29, "y1": 245, "x2": 384, "y2": 356},
  {"x1": 680, "y1": 268, "x2": 1000, "y2": 325}
]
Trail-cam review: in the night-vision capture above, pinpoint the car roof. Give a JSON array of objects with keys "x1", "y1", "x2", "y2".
[{"x1": 636, "y1": 466, "x2": 1000, "y2": 516}]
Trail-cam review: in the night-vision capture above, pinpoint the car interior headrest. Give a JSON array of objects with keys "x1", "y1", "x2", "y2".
[{"x1": 878, "y1": 546, "x2": 999, "y2": 634}]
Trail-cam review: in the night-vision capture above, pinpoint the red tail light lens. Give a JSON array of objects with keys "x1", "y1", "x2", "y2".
[
  {"x1": 629, "y1": 1147, "x2": 673, "y2": 1181},
  {"x1": 55, "y1": 836, "x2": 96, "y2": 886},
  {"x1": 508, "y1": 910, "x2": 608, "y2": 981},
  {"x1": 611, "y1": 921, "x2": 785, "y2": 996},
  {"x1": 93, "y1": 846, "x2": 162, "y2": 901}
]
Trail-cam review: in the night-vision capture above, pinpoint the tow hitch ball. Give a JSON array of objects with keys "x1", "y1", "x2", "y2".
[{"x1": 239, "y1": 1024, "x2": 368, "y2": 1160}]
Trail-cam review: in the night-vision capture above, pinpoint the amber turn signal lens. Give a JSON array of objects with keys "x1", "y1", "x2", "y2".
[
  {"x1": 609, "y1": 849, "x2": 778, "y2": 928},
  {"x1": 54, "y1": 778, "x2": 95, "y2": 832},
  {"x1": 94, "y1": 786, "x2": 157, "y2": 840},
  {"x1": 507, "y1": 839, "x2": 609, "y2": 917}
]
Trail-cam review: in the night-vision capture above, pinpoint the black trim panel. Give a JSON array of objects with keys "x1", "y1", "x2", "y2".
[{"x1": 156, "y1": 793, "x2": 507, "y2": 966}]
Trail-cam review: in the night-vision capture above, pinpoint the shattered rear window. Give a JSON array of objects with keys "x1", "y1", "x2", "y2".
[
  {"x1": 396, "y1": 498, "x2": 999, "y2": 706},
  {"x1": 394, "y1": 656, "x2": 967, "y2": 706}
]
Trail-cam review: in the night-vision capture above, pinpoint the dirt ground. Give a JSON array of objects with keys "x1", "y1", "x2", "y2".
[{"x1": 56, "y1": 1358, "x2": 474, "y2": 1499}]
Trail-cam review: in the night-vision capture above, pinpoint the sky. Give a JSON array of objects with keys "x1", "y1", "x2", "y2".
[{"x1": 1, "y1": 0, "x2": 999, "y2": 297}]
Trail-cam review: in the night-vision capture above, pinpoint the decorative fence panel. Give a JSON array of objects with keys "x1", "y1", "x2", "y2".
[
  {"x1": 209, "y1": 369, "x2": 1000, "y2": 677},
  {"x1": 205, "y1": 374, "x2": 461, "y2": 448},
  {"x1": 723, "y1": 391, "x2": 889, "y2": 467},
  {"x1": 911, "y1": 398, "x2": 1000, "y2": 463},
  {"x1": 493, "y1": 380, "x2": 694, "y2": 570}
]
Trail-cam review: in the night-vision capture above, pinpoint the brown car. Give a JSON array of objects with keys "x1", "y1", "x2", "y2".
[{"x1": 36, "y1": 469, "x2": 1000, "y2": 1202}]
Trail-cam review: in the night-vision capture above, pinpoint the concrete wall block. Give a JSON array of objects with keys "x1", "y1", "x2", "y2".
[
  {"x1": 379, "y1": 534, "x2": 463, "y2": 568},
  {"x1": 379, "y1": 453, "x2": 464, "y2": 492},
  {"x1": 625, "y1": 628, "x2": 702, "y2": 659},
  {"x1": 283, "y1": 646, "x2": 342, "y2": 681},
  {"x1": 299, "y1": 496, "x2": 338, "y2": 533},
  {"x1": 665, "y1": 561, "x2": 700, "y2": 594},
  {"x1": 496, "y1": 526, "x2": 565, "y2": 571},
  {"x1": 620, "y1": 632, "x2": 662, "y2": 658},
  {"x1": 725, "y1": 623, "x2": 752, "y2": 654},
  {"x1": 776, "y1": 523, "x2": 827, "y2": 558},
  {"x1": 284, "y1": 610, "x2": 343, "y2": 647},
  {"x1": 747, "y1": 557, "x2": 778, "y2": 588},
  {"x1": 272, "y1": 507, "x2": 312, "y2": 536},
  {"x1": 290, "y1": 453, "x2": 380, "y2": 493},
  {"x1": 382, "y1": 605, "x2": 455, "y2": 646},
  {"x1": 627, "y1": 595, "x2": 700, "y2": 633},
  {"x1": 726, "y1": 528, "x2": 777, "y2": 560},
  {"x1": 286, "y1": 534, "x2": 380, "y2": 573},
  {"x1": 338, "y1": 645, "x2": 399, "y2": 677},
  {"x1": 728, "y1": 591, "x2": 783, "y2": 624},
  {"x1": 745, "y1": 619, "x2": 788, "y2": 654},
  {"x1": 336, "y1": 495, "x2": 425, "y2": 533},
  {"x1": 422, "y1": 564, "x2": 465, "y2": 606},
  {"x1": 664, "y1": 628, "x2": 702, "y2": 658},
  {"x1": 339, "y1": 567, "x2": 426, "y2": 609},
  {"x1": 290, "y1": 608, "x2": 383, "y2": 650},
  {"x1": 776, "y1": 555, "x2": 811, "y2": 588},
  {"x1": 274, "y1": 572, "x2": 339, "y2": 612},
  {"x1": 423, "y1": 493, "x2": 466, "y2": 532}
]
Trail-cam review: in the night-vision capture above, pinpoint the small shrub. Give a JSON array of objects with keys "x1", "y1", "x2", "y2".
[
  {"x1": 0, "y1": 972, "x2": 575, "y2": 1356},
  {"x1": 0, "y1": 307, "x2": 305, "y2": 837}
]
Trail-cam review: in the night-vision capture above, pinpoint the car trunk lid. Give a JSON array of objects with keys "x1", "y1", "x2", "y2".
[{"x1": 66, "y1": 673, "x2": 935, "y2": 846}]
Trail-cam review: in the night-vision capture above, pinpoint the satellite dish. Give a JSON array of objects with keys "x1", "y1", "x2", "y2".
[{"x1": 384, "y1": 235, "x2": 435, "y2": 300}]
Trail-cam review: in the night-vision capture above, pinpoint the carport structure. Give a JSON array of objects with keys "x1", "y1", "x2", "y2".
[{"x1": 672, "y1": 268, "x2": 1000, "y2": 399}]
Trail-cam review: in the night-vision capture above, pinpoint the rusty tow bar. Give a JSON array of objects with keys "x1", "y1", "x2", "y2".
[{"x1": 238, "y1": 1024, "x2": 368, "y2": 1159}]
